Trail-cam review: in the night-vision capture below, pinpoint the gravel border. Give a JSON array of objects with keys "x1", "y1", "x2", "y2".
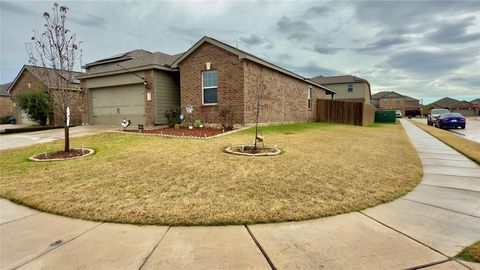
[{"x1": 29, "y1": 148, "x2": 95, "y2": 162}]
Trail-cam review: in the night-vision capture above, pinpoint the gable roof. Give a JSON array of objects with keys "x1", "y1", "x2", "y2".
[
  {"x1": 0, "y1": 82, "x2": 12, "y2": 96},
  {"x1": 427, "y1": 97, "x2": 460, "y2": 108},
  {"x1": 371, "y1": 91, "x2": 419, "y2": 101},
  {"x1": 470, "y1": 98, "x2": 480, "y2": 105},
  {"x1": 82, "y1": 49, "x2": 183, "y2": 76},
  {"x1": 171, "y1": 36, "x2": 336, "y2": 95},
  {"x1": 7, "y1": 65, "x2": 84, "y2": 93},
  {"x1": 310, "y1": 75, "x2": 368, "y2": 85}
]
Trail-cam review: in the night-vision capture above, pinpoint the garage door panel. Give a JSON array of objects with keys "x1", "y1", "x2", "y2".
[{"x1": 90, "y1": 85, "x2": 145, "y2": 125}]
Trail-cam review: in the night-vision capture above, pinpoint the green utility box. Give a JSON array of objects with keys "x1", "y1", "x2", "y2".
[{"x1": 375, "y1": 111, "x2": 396, "y2": 123}]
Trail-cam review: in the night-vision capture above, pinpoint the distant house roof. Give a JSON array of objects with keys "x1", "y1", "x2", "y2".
[
  {"x1": 371, "y1": 91, "x2": 419, "y2": 101},
  {"x1": 171, "y1": 36, "x2": 336, "y2": 95},
  {"x1": 7, "y1": 65, "x2": 84, "y2": 93},
  {"x1": 470, "y1": 98, "x2": 480, "y2": 105},
  {"x1": 0, "y1": 82, "x2": 12, "y2": 96},
  {"x1": 81, "y1": 49, "x2": 183, "y2": 76},
  {"x1": 310, "y1": 75, "x2": 368, "y2": 85},
  {"x1": 427, "y1": 97, "x2": 460, "y2": 108}
]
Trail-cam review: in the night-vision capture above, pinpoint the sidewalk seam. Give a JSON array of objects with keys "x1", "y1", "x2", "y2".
[
  {"x1": 403, "y1": 258, "x2": 451, "y2": 270},
  {"x1": 12, "y1": 222, "x2": 105, "y2": 270},
  {"x1": 0, "y1": 212, "x2": 39, "y2": 225},
  {"x1": 419, "y1": 183, "x2": 480, "y2": 193},
  {"x1": 358, "y1": 211, "x2": 451, "y2": 259},
  {"x1": 245, "y1": 225, "x2": 277, "y2": 270},
  {"x1": 138, "y1": 226, "x2": 171, "y2": 270},
  {"x1": 399, "y1": 198, "x2": 480, "y2": 219}
]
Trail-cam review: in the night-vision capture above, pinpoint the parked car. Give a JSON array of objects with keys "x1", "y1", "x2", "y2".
[
  {"x1": 395, "y1": 110, "x2": 402, "y2": 118},
  {"x1": 427, "y1": 109, "x2": 450, "y2": 125},
  {"x1": 434, "y1": 113, "x2": 466, "y2": 129}
]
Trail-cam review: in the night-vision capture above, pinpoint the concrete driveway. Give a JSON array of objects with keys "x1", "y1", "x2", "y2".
[
  {"x1": 0, "y1": 125, "x2": 114, "y2": 150},
  {"x1": 1, "y1": 120, "x2": 479, "y2": 269},
  {"x1": 413, "y1": 117, "x2": 480, "y2": 143}
]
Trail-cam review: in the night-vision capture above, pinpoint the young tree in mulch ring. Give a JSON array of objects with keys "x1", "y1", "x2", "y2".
[
  {"x1": 12, "y1": 91, "x2": 52, "y2": 125},
  {"x1": 26, "y1": 2, "x2": 82, "y2": 152},
  {"x1": 252, "y1": 69, "x2": 267, "y2": 153}
]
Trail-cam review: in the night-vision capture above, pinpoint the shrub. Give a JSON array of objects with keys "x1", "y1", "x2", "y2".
[
  {"x1": 194, "y1": 119, "x2": 203, "y2": 128},
  {"x1": 164, "y1": 107, "x2": 182, "y2": 128},
  {"x1": 0, "y1": 115, "x2": 15, "y2": 124},
  {"x1": 13, "y1": 91, "x2": 52, "y2": 125},
  {"x1": 219, "y1": 106, "x2": 234, "y2": 130},
  {"x1": 181, "y1": 119, "x2": 191, "y2": 128}
]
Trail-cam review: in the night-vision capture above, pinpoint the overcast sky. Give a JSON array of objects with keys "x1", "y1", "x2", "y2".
[{"x1": 1, "y1": 0, "x2": 479, "y2": 103}]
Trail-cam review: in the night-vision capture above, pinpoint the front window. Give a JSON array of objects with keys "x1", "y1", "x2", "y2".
[
  {"x1": 347, "y1": 83, "x2": 353, "y2": 92},
  {"x1": 307, "y1": 86, "x2": 312, "y2": 110},
  {"x1": 384, "y1": 98, "x2": 388, "y2": 104},
  {"x1": 396, "y1": 98, "x2": 400, "y2": 103},
  {"x1": 202, "y1": 71, "x2": 217, "y2": 104}
]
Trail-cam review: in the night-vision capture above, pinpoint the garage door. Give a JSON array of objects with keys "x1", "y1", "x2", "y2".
[
  {"x1": 90, "y1": 84, "x2": 145, "y2": 125},
  {"x1": 18, "y1": 109, "x2": 37, "y2": 125}
]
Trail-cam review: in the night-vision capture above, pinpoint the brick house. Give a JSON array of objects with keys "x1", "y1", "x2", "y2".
[
  {"x1": 310, "y1": 75, "x2": 371, "y2": 104},
  {"x1": 171, "y1": 37, "x2": 335, "y2": 125},
  {"x1": 7, "y1": 65, "x2": 84, "y2": 126},
  {"x1": 80, "y1": 36, "x2": 335, "y2": 126},
  {"x1": 372, "y1": 91, "x2": 420, "y2": 116},
  {"x1": 0, "y1": 82, "x2": 13, "y2": 120},
  {"x1": 422, "y1": 97, "x2": 460, "y2": 116}
]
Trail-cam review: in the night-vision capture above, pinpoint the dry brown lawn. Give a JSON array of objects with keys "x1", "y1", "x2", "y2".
[
  {"x1": 457, "y1": 241, "x2": 480, "y2": 263},
  {"x1": 410, "y1": 120, "x2": 480, "y2": 165},
  {"x1": 0, "y1": 122, "x2": 422, "y2": 225}
]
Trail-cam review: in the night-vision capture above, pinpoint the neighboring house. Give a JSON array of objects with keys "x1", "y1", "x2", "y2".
[
  {"x1": 171, "y1": 37, "x2": 335, "y2": 125},
  {"x1": 80, "y1": 36, "x2": 336, "y2": 126},
  {"x1": 471, "y1": 98, "x2": 480, "y2": 116},
  {"x1": 371, "y1": 91, "x2": 420, "y2": 116},
  {"x1": 78, "y1": 50, "x2": 182, "y2": 125},
  {"x1": 310, "y1": 75, "x2": 371, "y2": 104},
  {"x1": 7, "y1": 65, "x2": 84, "y2": 126},
  {"x1": 0, "y1": 82, "x2": 13, "y2": 119},
  {"x1": 422, "y1": 97, "x2": 460, "y2": 116},
  {"x1": 450, "y1": 100, "x2": 476, "y2": 116}
]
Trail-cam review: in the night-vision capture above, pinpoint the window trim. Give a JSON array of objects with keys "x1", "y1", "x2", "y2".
[
  {"x1": 307, "y1": 86, "x2": 312, "y2": 110},
  {"x1": 201, "y1": 70, "x2": 218, "y2": 105},
  {"x1": 347, "y1": 83, "x2": 353, "y2": 92}
]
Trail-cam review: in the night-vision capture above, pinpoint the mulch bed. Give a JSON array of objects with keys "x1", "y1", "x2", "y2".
[
  {"x1": 123, "y1": 127, "x2": 232, "y2": 138},
  {"x1": 33, "y1": 149, "x2": 89, "y2": 160}
]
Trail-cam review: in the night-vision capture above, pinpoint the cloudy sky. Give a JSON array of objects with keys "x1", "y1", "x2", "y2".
[{"x1": 1, "y1": 0, "x2": 479, "y2": 103}]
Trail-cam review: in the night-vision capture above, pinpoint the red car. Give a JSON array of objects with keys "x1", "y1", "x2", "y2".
[{"x1": 434, "y1": 113, "x2": 466, "y2": 129}]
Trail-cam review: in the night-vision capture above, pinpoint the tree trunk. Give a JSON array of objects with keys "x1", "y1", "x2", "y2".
[{"x1": 64, "y1": 121, "x2": 70, "y2": 152}]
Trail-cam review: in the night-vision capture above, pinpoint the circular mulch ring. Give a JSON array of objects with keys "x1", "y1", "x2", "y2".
[
  {"x1": 29, "y1": 148, "x2": 94, "y2": 162},
  {"x1": 225, "y1": 145, "x2": 282, "y2": 156}
]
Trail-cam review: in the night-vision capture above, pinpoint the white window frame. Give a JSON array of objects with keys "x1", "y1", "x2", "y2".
[
  {"x1": 307, "y1": 86, "x2": 312, "y2": 110},
  {"x1": 201, "y1": 71, "x2": 218, "y2": 105}
]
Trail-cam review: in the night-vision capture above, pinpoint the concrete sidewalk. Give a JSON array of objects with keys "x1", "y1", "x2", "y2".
[{"x1": 1, "y1": 119, "x2": 479, "y2": 269}]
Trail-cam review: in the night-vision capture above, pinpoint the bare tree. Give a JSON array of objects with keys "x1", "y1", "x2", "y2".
[
  {"x1": 26, "y1": 2, "x2": 82, "y2": 152},
  {"x1": 253, "y1": 69, "x2": 267, "y2": 152}
]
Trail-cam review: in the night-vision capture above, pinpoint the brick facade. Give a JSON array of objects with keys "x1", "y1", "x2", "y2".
[
  {"x1": 378, "y1": 96, "x2": 406, "y2": 113},
  {"x1": 10, "y1": 69, "x2": 83, "y2": 126},
  {"x1": 178, "y1": 42, "x2": 326, "y2": 125},
  {"x1": 0, "y1": 95, "x2": 13, "y2": 118},
  {"x1": 178, "y1": 43, "x2": 245, "y2": 124},
  {"x1": 143, "y1": 69, "x2": 156, "y2": 126}
]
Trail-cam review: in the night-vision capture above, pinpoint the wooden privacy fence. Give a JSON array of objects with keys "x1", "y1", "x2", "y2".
[{"x1": 316, "y1": 99, "x2": 376, "y2": 126}]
